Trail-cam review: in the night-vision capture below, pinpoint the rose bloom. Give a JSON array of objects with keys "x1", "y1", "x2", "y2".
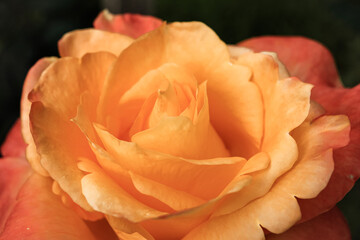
[{"x1": 1, "y1": 10, "x2": 360, "y2": 240}]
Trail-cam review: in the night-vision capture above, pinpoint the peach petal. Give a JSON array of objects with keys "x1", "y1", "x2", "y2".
[
  {"x1": 298, "y1": 85, "x2": 360, "y2": 221},
  {"x1": 80, "y1": 164, "x2": 166, "y2": 222},
  {"x1": 51, "y1": 180, "x2": 103, "y2": 222},
  {"x1": 147, "y1": 81, "x2": 181, "y2": 128},
  {"x1": 0, "y1": 157, "x2": 97, "y2": 240},
  {"x1": 20, "y1": 57, "x2": 57, "y2": 176},
  {"x1": 236, "y1": 53, "x2": 312, "y2": 142},
  {"x1": 132, "y1": 82, "x2": 230, "y2": 159},
  {"x1": 1, "y1": 120, "x2": 26, "y2": 158},
  {"x1": 214, "y1": 76, "x2": 311, "y2": 217},
  {"x1": 206, "y1": 62, "x2": 263, "y2": 158},
  {"x1": 239, "y1": 152, "x2": 270, "y2": 175},
  {"x1": 267, "y1": 207, "x2": 351, "y2": 240},
  {"x1": 29, "y1": 57, "x2": 82, "y2": 119},
  {"x1": 58, "y1": 29, "x2": 133, "y2": 58},
  {"x1": 94, "y1": 124, "x2": 245, "y2": 199},
  {"x1": 185, "y1": 111, "x2": 350, "y2": 239},
  {"x1": 238, "y1": 36, "x2": 343, "y2": 87},
  {"x1": 29, "y1": 102, "x2": 94, "y2": 211},
  {"x1": 94, "y1": 10, "x2": 162, "y2": 38},
  {"x1": 242, "y1": 36, "x2": 360, "y2": 221},
  {"x1": 117, "y1": 63, "x2": 197, "y2": 139},
  {"x1": 236, "y1": 36, "x2": 360, "y2": 221},
  {"x1": 130, "y1": 172, "x2": 206, "y2": 211},
  {"x1": 141, "y1": 200, "x2": 218, "y2": 240},
  {"x1": 98, "y1": 22, "x2": 229, "y2": 134},
  {"x1": 80, "y1": 51, "x2": 117, "y2": 98},
  {"x1": 106, "y1": 216, "x2": 155, "y2": 240},
  {"x1": 72, "y1": 92, "x2": 100, "y2": 144},
  {"x1": 21, "y1": 57, "x2": 57, "y2": 144}
]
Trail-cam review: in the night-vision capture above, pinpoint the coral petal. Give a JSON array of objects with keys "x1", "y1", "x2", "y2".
[
  {"x1": 0, "y1": 158, "x2": 96, "y2": 240},
  {"x1": 238, "y1": 36, "x2": 342, "y2": 87},
  {"x1": 1, "y1": 120, "x2": 26, "y2": 158},
  {"x1": 94, "y1": 10, "x2": 162, "y2": 38}
]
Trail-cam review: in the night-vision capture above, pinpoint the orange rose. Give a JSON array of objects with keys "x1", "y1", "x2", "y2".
[{"x1": 1, "y1": 10, "x2": 359, "y2": 240}]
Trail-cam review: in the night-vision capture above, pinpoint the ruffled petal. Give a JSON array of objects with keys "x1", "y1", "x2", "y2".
[
  {"x1": 184, "y1": 112, "x2": 349, "y2": 240},
  {"x1": 298, "y1": 85, "x2": 360, "y2": 221},
  {"x1": 213, "y1": 53, "x2": 312, "y2": 217},
  {"x1": 0, "y1": 157, "x2": 97, "y2": 240},
  {"x1": 93, "y1": 10, "x2": 162, "y2": 38},
  {"x1": 21, "y1": 57, "x2": 57, "y2": 176},
  {"x1": 58, "y1": 29, "x2": 133, "y2": 58},
  {"x1": 29, "y1": 102, "x2": 94, "y2": 211},
  {"x1": 238, "y1": 36, "x2": 360, "y2": 223}
]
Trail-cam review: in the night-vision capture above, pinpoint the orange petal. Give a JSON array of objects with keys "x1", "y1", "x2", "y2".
[
  {"x1": 299, "y1": 85, "x2": 360, "y2": 222},
  {"x1": 132, "y1": 82, "x2": 230, "y2": 159},
  {"x1": 21, "y1": 57, "x2": 57, "y2": 176},
  {"x1": 58, "y1": 29, "x2": 133, "y2": 58},
  {"x1": 29, "y1": 102, "x2": 94, "y2": 211},
  {"x1": 80, "y1": 51, "x2": 117, "y2": 98},
  {"x1": 184, "y1": 113, "x2": 350, "y2": 239},
  {"x1": 94, "y1": 124, "x2": 245, "y2": 200},
  {"x1": 98, "y1": 22, "x2": 229, "y2": 134},
  {"x1": 117, "y1": 63, "x2": 197, "y2": 139},
  {"x1": 130, "y1": 172, "x2": 205, "y2": 211},
  {"x1": 79, "y1": 161, "x2": 166, "y2": 222},
  {"x1": 29, "y1": 57, "x2": 82, "y2": 119},
  {"x1": 106, "y1": 216, "x2": 155, "y2": 240},
  {"x1": 0, "y1": 157, "x2": 97, "y2": 240},
  {"x1": 206, "y1": 62, "x2": 263, "y2": 158},
  {"x1": 93, "y1": 10, "x2": 162, "y2": 38},
  {"x1": 213, "y1": 53, "x2": 312, "y2": 216},
  {"x1": 88, "y1": 141, "x2": 174, "y2": 213}
]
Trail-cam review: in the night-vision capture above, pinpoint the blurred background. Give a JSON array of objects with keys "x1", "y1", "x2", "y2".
[{"x1": 0, "y1": 0, "x2": 359, "y2": 238}]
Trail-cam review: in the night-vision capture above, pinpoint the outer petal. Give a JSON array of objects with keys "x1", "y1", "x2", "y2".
[
  {"x1": 0, "y1": 157, "x2": 97, "y2": 240},
  {"x1": 20, "y1": 57, "x2": 57, "y2": 176},
  {"x1": 267, "y1": 207, "x2": 351, "y2": 240},
  {"x1": 93, "y1": 10, "x2": 162, "y2": 38},
  {"x1": 238, "y1": 36, "x2": 343, "y2": 87},
  {"x1": 238, "y1": 36, "x2": 360, "y2": 222},
  {"x1": 0, "y1": 120, "x2": 25, "y2": 158},
  {"x1": 298, "y1": 85, "x2": 360, "y2": 221}
]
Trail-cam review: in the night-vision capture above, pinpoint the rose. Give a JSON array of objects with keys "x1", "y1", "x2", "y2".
[{"x1": 0, "y1": 10, "x2": 359, "y2": 239}]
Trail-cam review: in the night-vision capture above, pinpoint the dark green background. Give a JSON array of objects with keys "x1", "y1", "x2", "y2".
[{"x1": 1, "y1": 0, "x2": 359, "y2": 238}]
